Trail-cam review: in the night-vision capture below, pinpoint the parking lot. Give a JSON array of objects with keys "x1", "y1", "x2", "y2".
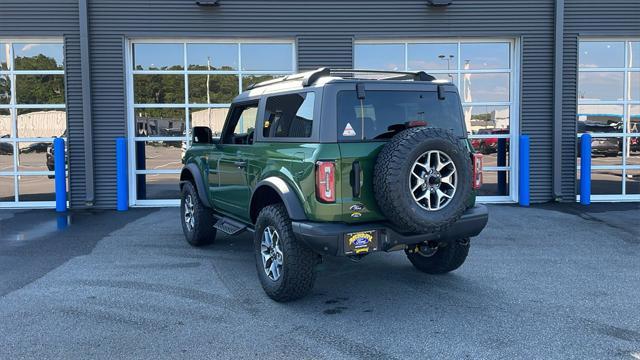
[{"x1": 1, "y1": 204, "x2": 639, "y2": 359}]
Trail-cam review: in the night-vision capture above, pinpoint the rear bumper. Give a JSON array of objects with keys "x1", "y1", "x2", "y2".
[{"x1": 291, "y1": 205, "x2": 489, "y2": 256}]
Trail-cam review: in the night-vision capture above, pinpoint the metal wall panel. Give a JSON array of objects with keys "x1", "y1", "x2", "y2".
[
  {"x1": 0, "y1": 1, "x2": 86, "y2": 208},
  {"x1": 563, "y1": 0, "x2": 640, "y2": 201},
  {"x1": 85, "y1": 0, "x2": 556, "y2": 207}
]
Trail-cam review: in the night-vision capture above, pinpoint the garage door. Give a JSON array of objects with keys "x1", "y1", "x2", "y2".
[
  {"x1": 126, "y1": 40, "x2": 295, "y2": 206},
  {"x1": 354, "y1": 39, "x2": 519, "y2": 203}
]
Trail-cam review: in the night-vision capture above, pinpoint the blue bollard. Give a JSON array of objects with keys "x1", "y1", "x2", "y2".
[
  {"x1": 54, "y1": 137, "x2": 66, "y2": 212},
  {"x1": 116, "y1": 137, "x2": 128, "y2": 211},
  {"x1": 580, "y1": 133, "x2": 591, "y2": 205},
  {"x1": 519, "y1": 135, "x2": 530, "y2": 207},
  {"x1": 497, "y1": 138, "x2": 507, "y2": 196}
]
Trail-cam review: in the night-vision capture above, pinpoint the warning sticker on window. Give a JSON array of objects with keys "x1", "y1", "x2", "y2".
[{"x1": 342, "y1": 122, "x2": 356, "y2": 137}]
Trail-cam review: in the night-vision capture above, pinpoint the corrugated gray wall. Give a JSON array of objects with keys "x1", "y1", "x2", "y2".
[
  {"x1": 562, "y1": 0, "x2": 640, "y2": 201},
  {"x1": 0, "y1": 1, "x2": 86, "y2": 208},
  {"x1": 86, "y1": 0, "x2": 555, "y2": 207}
]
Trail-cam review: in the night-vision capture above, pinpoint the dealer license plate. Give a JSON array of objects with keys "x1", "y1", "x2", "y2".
[{"x1": 344, "y1": 230, "x2": 378, "y2": 255}]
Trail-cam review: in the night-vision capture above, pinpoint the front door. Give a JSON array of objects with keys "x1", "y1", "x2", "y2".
[{"x1": 211, "y1": 102, "x2": 259, "y2": 218}]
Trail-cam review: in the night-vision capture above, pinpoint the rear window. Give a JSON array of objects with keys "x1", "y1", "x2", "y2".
[
  {"x1": 263, "y1": 92, "x2": 315, "y2": 138},
  {"x1": 337, "y1": 90, "x2": 464, "y2": 141}
]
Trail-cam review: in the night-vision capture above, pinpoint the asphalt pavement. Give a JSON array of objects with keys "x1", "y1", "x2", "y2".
[{"x1": 0, "y1": 203, "x2": 639, "y2": 359}]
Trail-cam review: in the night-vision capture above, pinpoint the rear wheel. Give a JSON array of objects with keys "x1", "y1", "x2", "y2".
[
  {"x1": 405, "y1": 239, "x2": 470, "y2": 274},
  {"x1": 254, "y1": 204, "x2": 318, "y2": 302},
  {"x1": 180, "y1": 181, "x2": 216, "y2": 247}
]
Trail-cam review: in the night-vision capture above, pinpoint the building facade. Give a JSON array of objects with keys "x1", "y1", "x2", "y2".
[{"x1": 0, "y1": 0, "x2": 639, "y2": 209}]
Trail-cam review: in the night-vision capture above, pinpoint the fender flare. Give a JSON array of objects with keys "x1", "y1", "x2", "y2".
[
  {"x1": 180, "y1": 163, "x2": 211, "y2": 208},
  {"x1": 251, "y1": 177, "x2": 307, "y2": 221}
]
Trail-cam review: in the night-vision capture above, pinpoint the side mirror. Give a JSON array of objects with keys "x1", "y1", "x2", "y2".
[{"x1": 192, "y1": 126, "x2": 212, "y2": 144}]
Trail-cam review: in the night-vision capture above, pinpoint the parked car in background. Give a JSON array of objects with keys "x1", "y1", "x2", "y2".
[
  {"x1": 46, "y1": 131, "x2": 67, "y2": 178},
  {"x1": 471, "y1": 129, "x2": 509, "y2": 154},
  {"x1": 0, "y1": 134, "x2": 13, "y2": 155},
  {"x1": 577, "y1": 122, "x2": 621, "y2": 157}
]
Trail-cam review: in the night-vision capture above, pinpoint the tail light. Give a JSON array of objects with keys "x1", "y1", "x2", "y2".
[
  {"x1": 472, "y1": 153, "x2": 483, "y2": 190},
  {"x1": 316, "y1": 161, "x2": 336, "y2": 203}
]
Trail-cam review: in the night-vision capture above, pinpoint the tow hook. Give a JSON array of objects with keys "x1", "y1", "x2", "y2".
[
  {"x1": 408, "y1": 241, "x2": 439, "y2": 257},
  {"x1": 347, "y1": 254, "x2": 368, "y2": 262}
]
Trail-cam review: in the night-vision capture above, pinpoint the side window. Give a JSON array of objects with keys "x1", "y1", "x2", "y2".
[
  {"x1": 263, "y1": 92, "x2": 315, "y2": 138},
  {"x1": 224, "y1": 103, "x2": 258, "y2": 144}
]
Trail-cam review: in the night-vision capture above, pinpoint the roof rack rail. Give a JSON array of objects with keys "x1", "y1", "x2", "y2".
[
  {"x1": 245, "y1": 67, "x2": 436, "y2": 90},
  {"x1": 331, "y1": 69, "x2": 436, "y2": 82},
  {"x1": 246, "y1": 67, "x2": 330, "y2": 90}
]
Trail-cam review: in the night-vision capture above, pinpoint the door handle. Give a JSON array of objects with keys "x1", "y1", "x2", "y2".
[{"x1": 234, "y1": 161, "x2": 247, "y2": 168}]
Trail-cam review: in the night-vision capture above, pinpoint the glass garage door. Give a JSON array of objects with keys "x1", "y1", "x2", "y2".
[
  {"x1": 0, "y1": 40, "x2": 66, "y2": 207},
  {"x1": 127, "y1": 40, "x2": 295, "y2": 205},
  {"x1": 354, "y1": 40, "x2": 519, "y2": 202},
  {"x1": 577, "y1": 40, "x2": 640, "y2": 201}
]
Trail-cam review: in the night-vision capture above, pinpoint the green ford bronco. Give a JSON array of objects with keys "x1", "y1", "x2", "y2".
[{"x1": 179, "y1": 68, "x2": 488, "y2": 301}]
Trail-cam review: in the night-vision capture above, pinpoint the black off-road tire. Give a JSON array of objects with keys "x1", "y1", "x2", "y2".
[
  {"x1": 374, "y1": 127, "x2": 472, "y2": 233},
  {"x1": 406, "y1": 239, "x2": 470, "y2": 274},
  {"x1": 180, "y1": 181, "x2": 217, "y2": 247},
  {"x1": 254, "y1": 204, "x2": 318, "y2": 302}
]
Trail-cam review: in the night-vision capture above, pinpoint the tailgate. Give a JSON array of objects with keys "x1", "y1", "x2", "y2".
[{"x1": 337, "y1": 142, "x2": 386, "y2": 223}]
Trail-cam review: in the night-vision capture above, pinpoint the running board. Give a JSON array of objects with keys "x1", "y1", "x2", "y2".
[{"x1": 214, "y1": 217, "x2": 247, "y2": 235}]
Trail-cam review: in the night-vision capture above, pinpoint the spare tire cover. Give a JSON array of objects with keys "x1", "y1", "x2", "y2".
[{"x1": 373, "y1": 127, "x2": 472, "y2": 233}]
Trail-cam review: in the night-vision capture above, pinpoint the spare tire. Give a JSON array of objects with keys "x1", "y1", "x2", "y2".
[{"x1": 373, "y1": 127, "x2": 472, "y2": 233}]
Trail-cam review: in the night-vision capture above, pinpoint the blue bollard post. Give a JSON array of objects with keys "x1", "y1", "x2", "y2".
[
  {"x1": 580, "y1": 133, "x2": 591, "y2": 205},
  {"x1": 54, "y1": 137, "x2": 66, "y2": 212},
  {"x1": 519, "y1": 135, "x2": 530, "y2": 207},
  {"x1": 116, "y1": 137, "x2": 128, "y2": 211}
]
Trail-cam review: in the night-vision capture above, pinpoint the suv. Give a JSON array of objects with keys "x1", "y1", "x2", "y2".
[{"x1": 179, "y1": 68, "x2": 488, "y2": 301}]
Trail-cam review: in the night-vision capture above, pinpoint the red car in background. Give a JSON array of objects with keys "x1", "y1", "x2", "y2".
[{"x1": 471, "y1": 129, "x2": 509, "y2": 154}]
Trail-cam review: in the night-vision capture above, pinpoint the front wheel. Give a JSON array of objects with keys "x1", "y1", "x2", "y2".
[
  {"x1": 405, "y1": 239, "x2": 470, "y2": 274},
  {"x1": 180, "y1": 181, "x2": 216, "y2": 247},
  {"x1": 254, "y1": 204, "x2": 318, "y2": 302}
]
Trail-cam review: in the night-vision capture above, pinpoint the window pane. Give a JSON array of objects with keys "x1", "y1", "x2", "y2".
[
  {"x1": 242, "y1": 74, "x2": 280, "y2": 91},
  {"x1": 0, "y1": 176, "x2": 14, "y2": 201},
  {"x1": 190, "y1": 108, "x2": 228, "y2": 137},
  {"x1": 629, "y1": 105, "x2": 639, "y2": 134},
  {"x1": 18, "y1": 141, "x2": 51, "y2": 171},
  {"x1": 354, "y1": 44, "x2": 404, "y2": 71},
  {"x1": 15, "y1": 75, "x2": 65, "y2": 104},
  {"x1": 0, "y1": 109, "x2": 10, "y2": 137},
  {"x1": 0, "y1": 142, "x2": 14, "y2": 172},
  {"x1": 17, "y1": 109, "x2": 66, "y2": 138},
  {"x1": 626, "y1": 170, "x2": 640, "y2": 194},
  {"x1": 136, "y1": 173, "x2": 180, "y2": 200},
  {"x1": 577, "y1": 105, "x2": 623, "y2": 132},
  {"x1": 0, "y1": 75, "x2": 11, "y2": 104},
  {"x1": 187, "y1": 43, "x2": 238, "y2": 70},
  {"x1": 460, "y1": 43, "x2": 509, "y2": 70},
  {"x1": 133, "y1": 43, "x2": 183, "y2": 70},
  {"x1": 134, "y1": 74, "x2": 184, "y2": 104},
  {"x1": 134, "y1": 108, "x2": 185, "y2": 137},
  {"x1": 630, "y1": 42, "x2": 640, "y2": 68},
  {"x1": 578, "y1": 72, "x2": 623, "y2": 101},
  {"x1": 478, "y1": 170, "x2": 510, "y2": 196},
  {"x1": 464, "y1": 105, "x2": 510, "y2": 134},
  {"x1": 407, "y1": 43, "x2": 457, "y2": 71},
  {"x1": 624, "y1": 137, "x2": 640, "y2": 165},
  {"x1": 629, "y1": 72, "x2": 640, "y2": 101},
  {"x1": 188, "y1": 74, "x2": 238, "y2": 104},
  {"x1": 18, "y1": 175, "x2": 55, "y2": 201},
  {"x1": 264, "y1": 92, "x2": 314, "y2": 138},
  {"x1": 432, "y1": 73, "x2": 457, "y2": 84},
  {"x1": 135, "y1": 141, "x2": 183, "y2": 171},
  {"x1": 0, "y1": 43, "x2": 9, "y2": 70},
  {"x1": 241, "y1": 44, "x2": 293, "y2": 71},
  {"x1": 13, "y1": 43, "x2": 64, "y2": 70},
  {"x1": 577, "y1": 170, "x2": 623, "y2": 195},
  {"x1": 576, "y1": 136, "x2": 621, "y2": 165},
  {"x1": 471, "y1": 137, "x2": 510, "y2": 167},
  {"x1": 462, "y1": 73, "x2": 510, "y2": 102},
  {"x1": 579, "y1": 41, "x2": 625, "y2": 69}
]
